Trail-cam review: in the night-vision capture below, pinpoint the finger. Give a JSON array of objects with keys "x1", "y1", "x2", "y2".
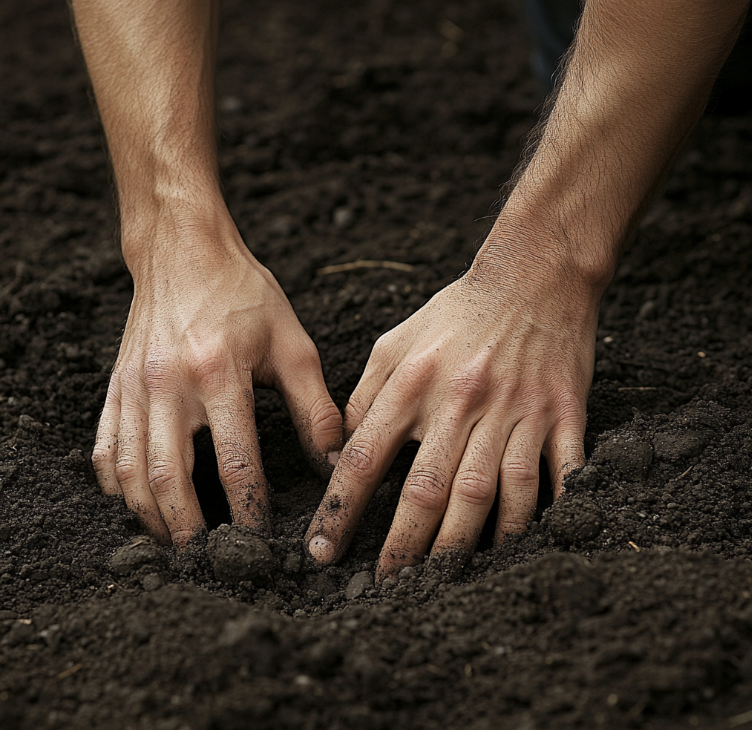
[
  {"x1": 343, "y1": 334, "x2": 400, "y2": 438},
  {"x1": 544, "y1": 420, "x2": 586, "y2": 498},
  {"x1": 495, "y1": 421, "x2": 547, "y2": 542},
  {"x1": 146, "y1": 400, "x2": 205, "y2": 546},
  {"x1": 305, "y1": 391, "x2": 414, "y2": 565},
  {"x1": 115, "y1": 400, "x2": 171, "y2": 544},
  {"x1": 205, "y1": 386, "x2": 271, "y2": 536},
  {"x1": 431, "y1": 420, "x2": 507, "y2": 557},
  {"x1": 92, "y1": 374, "x2": 123, "y2": 496},
  {"x1": 276, "y1": 342, "x2": 343, "y2": 474},
  {"x1": 377, "y1": 423, "x2": 470, "y2": 582}
]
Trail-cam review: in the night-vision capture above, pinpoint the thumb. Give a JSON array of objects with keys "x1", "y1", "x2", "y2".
[{"x1": 277, "y1": 341, "x2": 343, "y2": 477}]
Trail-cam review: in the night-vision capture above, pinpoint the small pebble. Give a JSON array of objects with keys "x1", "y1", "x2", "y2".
[
  {"x1": 269, "y1": 215, "x2": 294, "y2": 237},
  {"x1": 64, "y1": 344, "x2": 80, "y2": 361},
  {"x1": 398, "y1": 566, "x2": 417, "y2": 581},
  {"x1": 345, "y1": 571, "x2": 372, "y2": 600},
  {"x1": 17, "y1": 414, "x2": 42, "y2": 432},
  {"x1": 333, "y1": 207, "x2": 354, "y2": 228},
  {"x1": 219, "y1": 95, "x2": 244, "y2": 113}
]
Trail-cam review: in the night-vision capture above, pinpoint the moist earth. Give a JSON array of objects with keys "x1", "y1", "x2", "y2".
[{"x1": 2, "y1": 1, "x2": 752, "y2": 729}]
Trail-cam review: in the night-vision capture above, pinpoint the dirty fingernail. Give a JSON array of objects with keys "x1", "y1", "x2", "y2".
[
  {"x1": 308, "y1": 535, "x2": 336, "y2": 563},
  {"x1": 328, "y1": 451, "x2": 340, "y2": 466}
]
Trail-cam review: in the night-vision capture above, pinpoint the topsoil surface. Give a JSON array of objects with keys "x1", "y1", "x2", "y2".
[{"x1": 3, "y1": 1, "x2": 752, "y2": 729}]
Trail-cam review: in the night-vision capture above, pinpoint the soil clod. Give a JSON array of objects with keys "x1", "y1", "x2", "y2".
[
  {"x1": 545, "y1": 497, "x2": 605, "y2": 547},
  {"x1": 653, "y1": 430, "x2": 709, "y2": 461},
  {"x1": 207, "y1": 524, "x2": 274, "y2": 584},
  {"x1": 140, "y1": 573, "x2": 164, "y2": 591},
  {"x1": 345, "y1": 571, "x2": 372, "y2": 599},
  {"x1": 108, "y1": 537, "x2": 166, "y2": 577},
  {"x1": 593, "y1": 434, "x2": 653, "y2": 480}
]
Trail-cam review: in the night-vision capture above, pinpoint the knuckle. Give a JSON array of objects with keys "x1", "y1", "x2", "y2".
[
  {"x1": 340, "y1": 438, "x2": 378, "y2": 477},
  {"x1": 453, "y1": 470, "x2": 496, "y2": 508},
  {"x1": 91, "y1": 444, "x2": 114, "y2": 473},
  {"x1": 143, "y1": 354, "x2": 178, "y2": 394},
  {"x1": 344, "y1": 399, "x2": 365, "y2": 427},
  {"x1": 147, "y1": 460, "x2": 182, "y2": 497},
  {"x1": 296, "y1": 339, "x2": 321, "y2": 368},
  {"x1": 371, "y1": 331, "x2": 395, "y2": 357},
  {"x1": 448, "y1": 365, "x2": 487, "y2": 407},
  {"x1": 498, "y1": 518, "x2": 528, "y2": 535},
  {"x1": 403, "y1": 467, "x2": 448, "y2": 513},
  {"x1": 281, "y1": 336, "x2": 320, "y2": 373},
  {"x1": 500, "y1": 457, "x2": 539, "y2": 488},
  {"x1": 411, "y1": 348, "x2": 440, "y2": 374},
  {"x1": 494, "y1": 378, "x2": 521, "y2": 406},
  {"x1": 397, "y1": 350, "x2": 439, "y2": 388},
  {"x1": 193, "y1": 353, "x2": 226, "y2": 384},
  {"x1": 310, "y1": 396, "x2": 342, "y2": 435},
  {"x1": 553, "y1": 394, "x2": 586, "y2": 426},
  {"x1": 186, "y1": 339, "x2": 228, "y2": 383},
  {"x1": 217, "y1": 449, "x2": 254, "y2": 490},
  {"x1": 114, "y1": 455, "x2": 140, "y2": 485}
]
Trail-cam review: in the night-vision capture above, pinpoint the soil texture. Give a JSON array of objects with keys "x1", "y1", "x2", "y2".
[{"x1": 3, "y1": 1, "x2": 752, "y2": 729}]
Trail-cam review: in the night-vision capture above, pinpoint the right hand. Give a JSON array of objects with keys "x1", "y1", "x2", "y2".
[
  {"x1": 92, "y1": 210, "x2": 343, "y2": 545},
  {"x1": 305, "y1": 246, "x2": 598, "y2": 580}
]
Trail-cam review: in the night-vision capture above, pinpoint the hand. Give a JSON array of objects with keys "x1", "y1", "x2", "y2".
[
  {"x1": 305, "y1": 248, "x2": 600, "y2": 581},
  {"x1": 92, "y1": 212, "x2": 343, "y2": 545}
]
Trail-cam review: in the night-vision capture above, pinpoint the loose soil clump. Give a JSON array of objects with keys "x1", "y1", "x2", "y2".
[{"x1": 2, "y1": 1, "x2": 752, "y2": 728}]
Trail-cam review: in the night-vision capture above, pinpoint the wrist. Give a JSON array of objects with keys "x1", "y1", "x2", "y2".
[
  {"x1": 472, "y1": 206, "x2": 619, "y2": 299},
  {"x1": 120, "y1": 195, "x2": 250, "y2": 284}
]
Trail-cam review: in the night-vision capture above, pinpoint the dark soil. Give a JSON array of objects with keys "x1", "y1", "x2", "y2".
[{"x1": 2, "y1": 1, "x2": 752, "y2": 728}]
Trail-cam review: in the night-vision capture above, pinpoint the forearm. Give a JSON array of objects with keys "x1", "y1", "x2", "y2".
[
  {"x1": 70, "y1": 0, "x2": 224, "y2": 269},
  {"x1": 478, "y1": 0, "x2": 749, "y2": 293}
]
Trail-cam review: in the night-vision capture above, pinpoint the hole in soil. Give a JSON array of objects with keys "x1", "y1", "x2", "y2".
[
  {"x1": 192, "y1": 428, "x2": 232, "y2": 530},
  {"x1": 536, "y1": 456, "x2": 554, "y2": 516}
]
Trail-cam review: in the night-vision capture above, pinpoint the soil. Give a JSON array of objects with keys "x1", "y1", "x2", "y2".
[{"x1": 2, "y1": 1, "x2": 752, "y2": 728}]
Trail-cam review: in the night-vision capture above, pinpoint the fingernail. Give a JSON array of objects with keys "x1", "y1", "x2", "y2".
[
  {"x1": 308, "y1": 535, "x2": 336, "y2": 563},
  {"x1": 327, "y1": 451, "x2": 340, "y2": 466}
]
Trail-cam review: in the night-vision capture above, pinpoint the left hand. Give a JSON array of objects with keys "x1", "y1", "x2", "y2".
[{"x1": 305, "y1": 247, "x2": 601, "y2": 581}]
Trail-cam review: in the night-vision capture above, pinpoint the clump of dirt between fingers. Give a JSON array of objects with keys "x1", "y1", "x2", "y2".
[{"x1": 3, "y1": 0, "x2": 752, "y2": 729}]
